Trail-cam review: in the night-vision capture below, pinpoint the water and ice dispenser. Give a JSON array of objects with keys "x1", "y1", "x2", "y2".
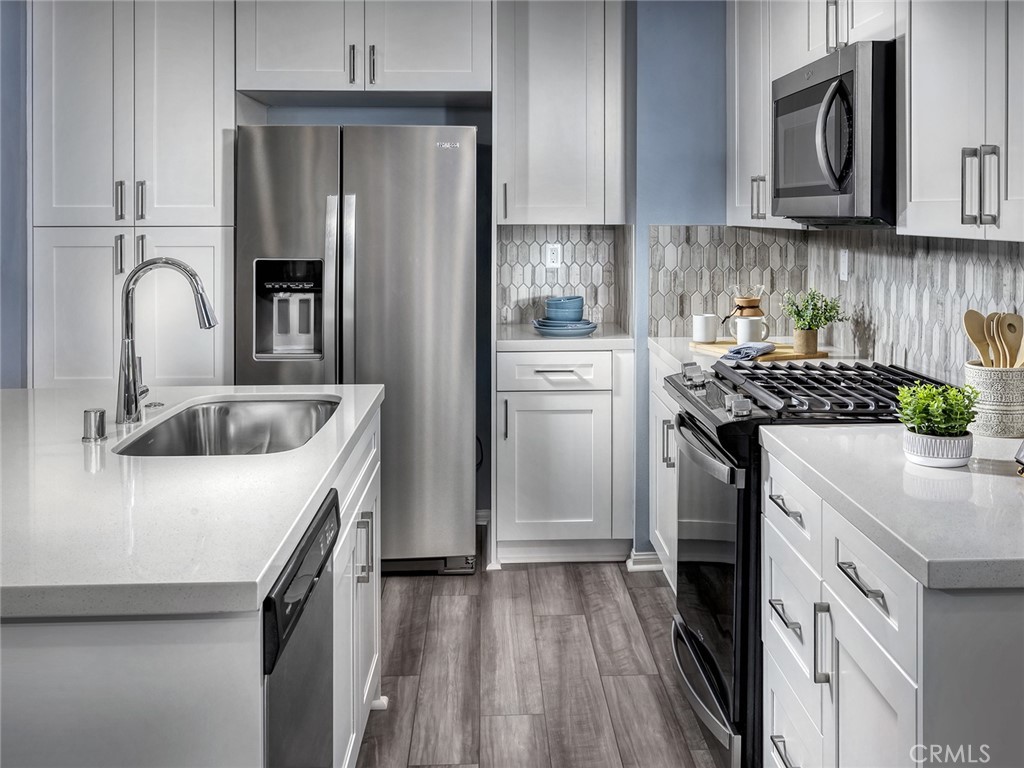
[{"x1": 253, "y1": 259, "x2": 324, "y2": 360}]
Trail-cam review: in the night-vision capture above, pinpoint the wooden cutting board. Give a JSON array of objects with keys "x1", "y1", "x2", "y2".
[{"x1": 689, "y1": 340, "x2": 829, "y2": 362}]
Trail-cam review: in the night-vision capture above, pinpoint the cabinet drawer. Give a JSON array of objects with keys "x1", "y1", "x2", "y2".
[
  {"x1": 497, "y1": 351, "x2": 612, "y2": 391},
  {"x1": 762, "y1": 517, "x2": 824, "y2": 732},
  {"x1": 764, "y1": 650, "x2": 823, "y2": 768},
  {"x1": 764, "y1": 454, "x2": 823, "y2": 575},
  {"x1": 822, "y1": 502, "x2": 920, "y2": 681}
]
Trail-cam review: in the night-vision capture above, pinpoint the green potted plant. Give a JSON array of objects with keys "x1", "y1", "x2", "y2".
[
  {"x1": 782, "y1": 289, "x2": 848, "y2": 355},
  {"x1": 896, "y1": 383, "x2": 979, "y2": 467}
]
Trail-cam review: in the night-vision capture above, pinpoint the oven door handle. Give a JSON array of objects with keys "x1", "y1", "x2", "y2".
[
  {"x1": 674, "y1": 414, "x2": 746, "y2": 489},
  {"x1": 814, "y1": 79, "x2": 844, "y2": 192}
]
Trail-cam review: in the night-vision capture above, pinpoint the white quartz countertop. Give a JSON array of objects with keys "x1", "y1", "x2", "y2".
[
  {"x1": 497, "y1": 322, "x2": 634, "y2": 351},
  {"x1": 648, "y1": 335, "x2": 867, "y2": 372},
  {"x1": 761, "y1": 424, "x2": 1024, "y2": 589},
  {"x1": 1, "y1": 384, "x2": 385, "y2": 619}
]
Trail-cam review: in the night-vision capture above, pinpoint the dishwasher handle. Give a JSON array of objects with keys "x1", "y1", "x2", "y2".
[{"x1": 262, "y1": 488, "x2": 340, "y2": 675}]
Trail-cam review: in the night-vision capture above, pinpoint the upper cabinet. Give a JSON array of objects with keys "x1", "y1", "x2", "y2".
[
  {"x1": 236, "y1": 0, "x2": 491, "y2": 93},
  {"x1": 32, "y1": 0, "x2": 234, "y2": 228},
  {"x1": 495, "y1": 0, "x2": 625, "y2": 225},
  {"x1": 901, "y1": 0, "x2": 1023, "y2": 241}
]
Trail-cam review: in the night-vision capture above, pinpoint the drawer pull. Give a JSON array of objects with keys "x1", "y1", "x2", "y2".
[
  {"x1": 769, "y1": 494, "x2": 803, "y2": 524},
  {"x1": 813, "y1": 602, "x2": 830, "y2": 684},
  {"x1": 770, "y1": 735, "x2": 800, "y2": 768},
  {"x1": 662, "y1": 419, "x2": 675, "y2": 469},
  {"x1": 534, "y1": 368, "x2": 577, "y2": 374},
  {"x1": 768, "y1": 598, "x2": 801, "y2": 633},
  {"x1": 837, "y1": 561, "x2": 885, "y2": 601}
]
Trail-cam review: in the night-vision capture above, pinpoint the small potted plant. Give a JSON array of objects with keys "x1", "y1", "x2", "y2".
[
  {"x1": 782, "y1": 289, "x2": 848, "y2": 355},
  {"x1": 897, "y1": 383, "x2": 979, "y2": 467}
]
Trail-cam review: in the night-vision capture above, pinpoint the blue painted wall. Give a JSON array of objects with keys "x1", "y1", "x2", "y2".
[
  {"x1": 1, "y1": 0, "x2": 28, "y2": 388},
  {"x1": 632, "y1": 0, "x2": 726, "y2": 550}
]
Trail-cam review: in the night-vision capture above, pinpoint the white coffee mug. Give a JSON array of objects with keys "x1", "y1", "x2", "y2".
[
  {"x1": 733, "y1": 316, "x2": 770, "y2": 345},
  {"x1": 692, "y1": 314, "x2": 718, "y2": 343}
]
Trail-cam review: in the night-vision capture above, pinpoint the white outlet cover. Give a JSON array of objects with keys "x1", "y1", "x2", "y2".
[
  {"x1": 544, "y1": 243, "x2": 562, "y2": 268},
  {"x1": 839, "y1": 249, "x2": 849, "y2": 281}
]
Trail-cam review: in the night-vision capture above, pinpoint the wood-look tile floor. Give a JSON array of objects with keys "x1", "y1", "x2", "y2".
[{"x1": 356, "y1": 562, "x2": 715, "y2": 768}]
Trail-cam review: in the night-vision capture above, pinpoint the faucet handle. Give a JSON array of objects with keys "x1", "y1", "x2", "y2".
[{"x1": 136, "y1": 356, "x2": 150, "y2": 400}]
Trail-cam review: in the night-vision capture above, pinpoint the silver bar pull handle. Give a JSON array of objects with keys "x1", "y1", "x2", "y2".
[
  {"x1": 769, "y1": 493, "x2": 803, "y2": 524},
  {"x1": 769, "y1": 598, "x2": 801, "y2": 632},
  {"x1": 503, "y1": 182, "x2": 508, "y2": 220},
  {"x1": 758, "y1": 176, "x2": 768, "y2": 219},
  {"x1": 750, "y1": 176, "x2": 757, "y2": 220},
  {"x1": 369, "y1": 44, "x2": 376, "y2": 84},
  {"x1": 534, "y1": 368, "x2": 577, "y2": 374},
  {"x1": 136, "y1": 180, "x2": 146, "y2": 220},
  {"x1": 135, "y1": 234, "x2": 146, "y2": 266},
  {"x1": 837, "y1": 561, "x2": 885, "y2": 601},
  {"x1": 962, "y1": 147, "x2": 980, "y2": 225},
  {"x1": 980, "y1": 144, "x2": 1000, "y2": 225},
  {"x1": 115, "y1": 180, "x2": 125, "y2": 221},
  {"x1": 826, "y1": 0, "x2": 838, "y2": 53},
  {"x1": 114, "y1": 234, "x2": 125, "y2": 275},
  {"x1": 360, "y1": 509, "x2": 374, "y2": 576},
  {"x1": 770, "y1": 736, "x2": 801, "y2": 768},
  {"x1": 340, "y1": 194, "x2": 355, "y2": 384},
  {"x1": 356, "y1": 518, "x2": 371, "y2": 583},
  {"x1": 503, "y1": 399, "x2": 509, "y2": 440},
  {"x1": 813, "y1": 602, "x2": 830, "y2": 684},
  {"x1": 349, "y1": 44, "x2": 357, "y2": 84},
  {"x1": 662, "y1": 419, "x2": 675, "y2": 468}
]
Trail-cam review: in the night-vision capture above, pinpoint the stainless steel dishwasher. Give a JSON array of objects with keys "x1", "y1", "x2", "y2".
[{"x1": 263, "y1": 489, "x2": 339, "y2": 768}]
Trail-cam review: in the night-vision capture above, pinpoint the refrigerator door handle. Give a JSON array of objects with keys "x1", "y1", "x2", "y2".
[
  {"x1": 341, "y1": 193, "x2": 357, "y2": 384},
  {"x1": 323, "y1": 194, "x2": 340, "y2": 383}
]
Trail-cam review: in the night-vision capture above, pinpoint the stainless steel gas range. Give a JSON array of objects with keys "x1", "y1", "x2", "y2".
[{"x1": 662, "y1": 360, "x2": 944, "y2": 768}]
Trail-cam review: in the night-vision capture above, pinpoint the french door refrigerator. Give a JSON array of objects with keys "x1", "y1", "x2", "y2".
[{"x1": 236, "y1": 125, "x2": 477, "y2": 570}]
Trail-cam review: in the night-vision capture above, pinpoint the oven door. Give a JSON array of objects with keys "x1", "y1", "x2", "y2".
[{"x1": 673, "y1": 412, "x2": 745, "y2": 768}]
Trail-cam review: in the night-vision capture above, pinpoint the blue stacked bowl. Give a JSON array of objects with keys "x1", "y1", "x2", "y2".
[{"x1": 545, "y1": 295, "x2": 584, "y2": 322}]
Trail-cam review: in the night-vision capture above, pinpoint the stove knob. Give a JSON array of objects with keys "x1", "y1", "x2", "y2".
[
  {"x1": 689, "y1": 371, "x2": 707, "y2": 388},
  {"x1": 730, "y1": 397, "x2": 753, "y2": 417},
  {"x1": 682, "y1": 362, "x2": 701, "y2": 379}
]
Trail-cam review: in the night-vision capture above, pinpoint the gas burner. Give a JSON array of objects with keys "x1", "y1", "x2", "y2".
[{"x1": 713, "y1": 360, "x2": 945, "y2": 419}]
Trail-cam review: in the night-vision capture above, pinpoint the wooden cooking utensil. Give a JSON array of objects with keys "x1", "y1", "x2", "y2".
[
  {"x1": 963, "y1": 309, "x2": 992, "y2": 367},
  {"x1": 986, "y1": 312, "x2": 1005, "y2": 367},
  {"x1": 999, "y1": 313, "x2": 1023, "y2": 368}
]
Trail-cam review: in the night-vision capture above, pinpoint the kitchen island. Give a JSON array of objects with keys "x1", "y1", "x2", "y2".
[{"x1": 1, "y1": 384, "x2": 385, "y2": 768}]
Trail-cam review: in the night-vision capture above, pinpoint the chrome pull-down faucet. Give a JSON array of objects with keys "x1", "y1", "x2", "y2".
[{"x1": 116, "y1": 256, "x2": 218, "y2": 424}]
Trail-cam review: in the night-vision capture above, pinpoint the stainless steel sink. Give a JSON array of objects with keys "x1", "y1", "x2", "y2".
[{"x1": 114, "y1": 399, "x2": 339, "y2": 456}]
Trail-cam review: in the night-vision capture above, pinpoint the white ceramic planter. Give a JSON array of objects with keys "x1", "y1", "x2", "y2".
[
  {"x1": 964, "y1": 361, "x2": 1024, "y2": 438},
  {"x1": 902, "y1": 430, "x2": 973, "y2": 468}
]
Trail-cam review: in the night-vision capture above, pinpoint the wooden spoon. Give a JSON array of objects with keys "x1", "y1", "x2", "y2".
[
  {"x1": 964, "y1": 309, "x2": 992, "y2": 367},
  {"x1": 999, "y1": 313, "x2": 1023, "y2": 368},
  {"x1": 985, "y1": 312, "x2": 1004, "y2": 367}
]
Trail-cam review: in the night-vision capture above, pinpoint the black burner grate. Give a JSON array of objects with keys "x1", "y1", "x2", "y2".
[{"x1": 713, "y1": 361, "x2": 945, "y2": 418}]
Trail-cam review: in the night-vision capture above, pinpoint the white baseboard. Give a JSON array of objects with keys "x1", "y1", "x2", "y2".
[
  {"x1": 476, "y1": 509, "x2": 491, "y2": 526},
  {"x1": 625, "y1": 549, "x2": 663, "y2": 572},
  {"x1": 496, "y1": 539, "x2": 632, "y2": 564}
]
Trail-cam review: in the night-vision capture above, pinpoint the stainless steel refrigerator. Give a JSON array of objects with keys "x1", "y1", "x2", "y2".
[{"x1": 236, "y1": 125, "x2": 477, "y2": 570}]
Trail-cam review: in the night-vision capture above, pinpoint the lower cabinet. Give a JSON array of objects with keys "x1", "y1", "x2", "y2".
[
  {"x1": 496, "y1": 389, "x2": 612, "y2": 540},
  {"x1": 649, "y1": 383, "x2": 678, "y2": 588},
  {"x1": 32, "y1": 226, "x2": 233, "y2": 388}
]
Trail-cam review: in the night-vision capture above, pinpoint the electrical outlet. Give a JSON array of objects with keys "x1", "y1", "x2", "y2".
[
  {"x1": 544, "y1": 243, "x2": 562, "y2": 269},
  {"x1": 839, "y1": 249, "x2": 850, "y2": 282}
]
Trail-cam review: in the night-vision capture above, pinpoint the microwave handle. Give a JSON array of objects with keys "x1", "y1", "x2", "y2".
[{"x1": 814, "y1": 79, "x2": 844, "y2": 192}]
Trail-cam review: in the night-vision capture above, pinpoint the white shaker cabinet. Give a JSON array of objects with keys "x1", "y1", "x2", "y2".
[
  {"x1": 648, "y1": 354, "x2": 678, "y2": 590},
  {"x1": 31, "y1": 228, "x2": 130, "y2": 388},
  {"x1": 364, "y1": 0, "x2": 491, "y2": 91},
  {"x1": 133, "y1": 0, "x2": 235, "y2": 226},
  {"x1": 353, "y1": 466, "x2": 382, "y2": 715},
  {"x1": 131, "y1": 228, "x2": 233, "y2": 387},
  {"x1": 495, "y1": 0, "x2": 624, "y2": 225},
  {"x1": 32, "y1": 0, "x2": 134, "y2": 227},
  {"x1": 236, "y1": 0, "x2": 365, "y2": 91},
  {"x1": 333, "y1": 512, "x2": 359, "y2": 768}
]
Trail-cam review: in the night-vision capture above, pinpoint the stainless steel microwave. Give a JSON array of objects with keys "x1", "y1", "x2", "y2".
[{"x1": 771, "y1": 41, "x2": 895, "y2": 227}]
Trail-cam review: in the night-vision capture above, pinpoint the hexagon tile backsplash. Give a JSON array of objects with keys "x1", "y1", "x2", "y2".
[
  {"x1": 497, "y1": 225, "x2": 632, "y2": 330},
  {"x1": 649, "y1": 225, "x2": 1023, "y2": 384}
]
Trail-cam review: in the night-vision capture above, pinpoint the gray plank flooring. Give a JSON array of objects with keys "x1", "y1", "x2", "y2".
[{"x1": 357, "y1": 559, "x2": 710, "y2": 768}]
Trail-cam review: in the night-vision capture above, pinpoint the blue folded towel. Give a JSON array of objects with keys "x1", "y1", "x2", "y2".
[{"x1": 721, "y1": 342, "x2": 776, "y2": 361}]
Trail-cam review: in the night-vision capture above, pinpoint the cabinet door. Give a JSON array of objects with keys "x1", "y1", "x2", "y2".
[
  {"x1": 236, "y1": 0, "x2": 364, "y2": 91},
  {"x1": 902, "y1": 0, "x2": 987, "y2": 239},
  {"x1": 333, "y1": 517, "x2": 358, "y2": 768},
  {"x1": 496, "y1": 390, "x2": 612, "y2": 540},
  {"x1": 769, "y1": 0, "x2": 828, "y2": 80},
  {"x1": 984, "y1": 0, "x2": 1024, "y2": 241},
  {"x1": 32, "y1": 227, "x2": 131, "y2": 388},
  {"x1": 364, "y1": 0, "x2": 491, "y2": 91},
  {"x1": 132, "y1": 228, "x2": 233, "y2": 386},
  {"x1": 842, "y1": 0, "x2": 895, "y2": 44},
  {"x1": 134, "y1": 0, "x2": 234, "y2": 226},
  {"x1": 354, "y1": 465, "x2": 382, "y2": 722},
  {"x1": 649, "y1": 389, "x2": 677, "y2": 588},
  {"x1": 496, "y1": 0, "x2": 605, "y2": 224},
  {"x1": 32, "y1": 0, "x2": 133, "y2": 226},
  {"x1": 727, "y1": 0, "x2": 766, "y2": 226},
  {"x1": 821, "y1": 585, "x2": 918, "y2": 768}
]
